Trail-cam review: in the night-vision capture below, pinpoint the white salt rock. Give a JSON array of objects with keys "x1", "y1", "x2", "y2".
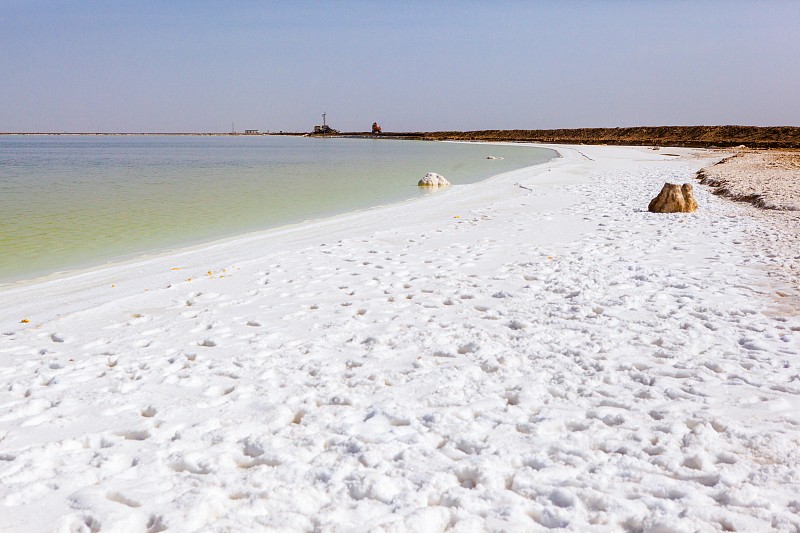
[{"x1": 418, "y1": 172, "x2": 450, "y2": 187}]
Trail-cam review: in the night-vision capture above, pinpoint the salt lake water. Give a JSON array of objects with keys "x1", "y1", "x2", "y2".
[{"x1": 0, "y1": 135, "x2": 555, "y2": 283}]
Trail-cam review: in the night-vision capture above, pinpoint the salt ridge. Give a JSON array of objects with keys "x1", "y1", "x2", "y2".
[{"x1": 1, "y1": 144, "x2": 799, "y2": 532}]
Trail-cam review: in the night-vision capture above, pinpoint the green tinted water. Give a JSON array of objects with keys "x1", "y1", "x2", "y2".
[{"x1": 0, "y1": 135, "x2": 555, "y2": 283}]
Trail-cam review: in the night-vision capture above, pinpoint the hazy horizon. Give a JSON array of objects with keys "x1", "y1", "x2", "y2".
[{"x1": 3, "y1": 1, "x2": 799, "y2": 133}]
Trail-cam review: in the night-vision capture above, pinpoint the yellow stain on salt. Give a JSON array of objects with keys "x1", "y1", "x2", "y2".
[
  {"x1": 171, "y1": 267, "x2": 182, "y2": 271},
  {"x1": 20, "y1": 319, "x2": 30, "y2": 324},
  {"x1": 186, "y1": 278, "x2": 193, "y2": 282},
  {"x1": 453, "y1": 215, "x2": 461, "y2": 218}
]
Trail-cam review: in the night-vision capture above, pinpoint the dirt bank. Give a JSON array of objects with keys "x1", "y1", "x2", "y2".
[
  {"x1": 697, "y1": 150, "x2": 800, "y2": 210},
  {"x1": 340, "y1": 125, "x2": 800, "y2": 149}
]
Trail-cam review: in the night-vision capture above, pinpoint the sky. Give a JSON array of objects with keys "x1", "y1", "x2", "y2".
[{"x1": 2, "y1": 0, "x2": 799, "y2": 133}]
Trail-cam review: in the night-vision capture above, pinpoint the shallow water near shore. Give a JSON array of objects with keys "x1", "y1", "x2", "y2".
[{"x1": 0, "y1": 135, "x2": 555, "y2": 283}]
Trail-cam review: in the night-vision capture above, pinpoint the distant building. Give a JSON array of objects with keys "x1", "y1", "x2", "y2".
[
  {"x1": 244, "y1": 129, "x2": 259, "y2": 135},
  {"x1": 372, "y1": 122, "x2": 382, "y2": 134},
  {"x1": 313, "y1": 112, "x2": 338, "y2": 135}
]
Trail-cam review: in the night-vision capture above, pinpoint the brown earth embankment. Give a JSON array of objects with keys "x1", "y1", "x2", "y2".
[
  {"x1": 697, "y1": 150, "x2": 800, "y2": 210},
  {"x1": 340, "y1": 126, "x2": 800, "y2": 149}
]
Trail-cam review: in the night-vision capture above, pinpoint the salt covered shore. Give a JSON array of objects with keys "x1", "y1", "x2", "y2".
[
  {"x1": 698, "y1": 148, "x2": 800, "y2": 211},
  {"x1": 1, "y1": 144, "x2": 799, "y2": 532}
]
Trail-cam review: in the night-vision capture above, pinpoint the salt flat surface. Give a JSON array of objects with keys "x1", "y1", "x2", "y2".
[{"x1": 1, "y1": 144, "x2": 799, "y2": 532}]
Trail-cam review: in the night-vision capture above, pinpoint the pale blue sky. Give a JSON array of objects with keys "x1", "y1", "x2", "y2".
[{"x1": 2, "y1": 0, "x2": 798, "y2": 132}]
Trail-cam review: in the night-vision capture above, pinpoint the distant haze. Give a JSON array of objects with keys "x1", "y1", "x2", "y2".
[{"x1": 2, "y1": 0, "x2": 799, "y2": 133}]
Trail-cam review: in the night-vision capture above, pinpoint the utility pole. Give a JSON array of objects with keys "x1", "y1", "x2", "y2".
[{"x1": 322, "y1": 112, "x2": 326, "y2": 128}]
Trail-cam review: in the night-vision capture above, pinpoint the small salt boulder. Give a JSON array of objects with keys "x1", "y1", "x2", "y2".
[
  {"x1": 418, "y1": 172, "x2": 450, "y2": 187},
  {"x1": 648, "y1": 183, "x2": 698, "y2": 213}
]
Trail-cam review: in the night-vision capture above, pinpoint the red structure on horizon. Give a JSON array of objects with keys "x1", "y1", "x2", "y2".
[{"x1": 372, "y1": 122, "x2": 382, "y2": 134}]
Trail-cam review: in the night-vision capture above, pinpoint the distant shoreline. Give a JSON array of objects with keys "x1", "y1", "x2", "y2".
[
  {"x1": 348, "y1": 125, "x2": 800, "y2": 149},
  {"x1": 3, "y1": 125, "x2": 799, "y2": 148}
]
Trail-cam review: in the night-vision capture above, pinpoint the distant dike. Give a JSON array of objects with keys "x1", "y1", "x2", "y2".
[
  {"x1": 346, "y1": 126, "x2": 800, "y2": 150},
  {"x1": 3, "y1": 126, "x2": 799, "y2": 149}
]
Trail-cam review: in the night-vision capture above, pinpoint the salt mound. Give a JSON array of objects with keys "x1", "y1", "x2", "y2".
[
  {"x1": 418, "y1": 172, "x2": 450, "y2": 187},
  {"x1": 648, "y1": 182, "x2": 698, "y2": 213}
]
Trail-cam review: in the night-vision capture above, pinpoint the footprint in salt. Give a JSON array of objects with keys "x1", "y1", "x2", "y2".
[
  {"x1": 115, "y1": 429, "x2": 151, "y2": 441},
  {"x1": 203, "y1": 385, "x2": 235, "y2": 397},
  {"x1": 146, "y1": 514, "x2": 168, "y2": 533},
  {"x1": 82, "y1": 338, "x2": 110, "y2": 350},
  {"x1": 197, "y1": 292, "x2": 222, "y2": 301},
  {"x1": 134, "y1": 338, "x2": 153, "y2": 349},
  {"x1": 457, "y1": 342, "x2": 479, "y2": 355}
]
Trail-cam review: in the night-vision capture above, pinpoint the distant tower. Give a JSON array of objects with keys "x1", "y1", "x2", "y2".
[{"x1": 313, "y1": 112, "x2": 336, "y2": 134}]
